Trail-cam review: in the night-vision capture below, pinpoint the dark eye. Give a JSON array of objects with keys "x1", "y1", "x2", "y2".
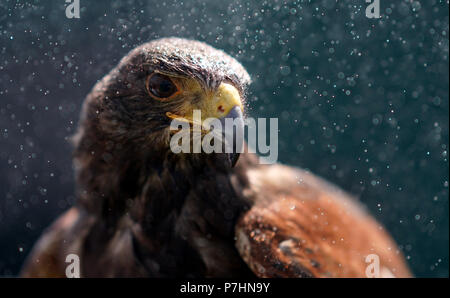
[{"x1": 146, "y1": 73, "x2": 179, "y2": 100}]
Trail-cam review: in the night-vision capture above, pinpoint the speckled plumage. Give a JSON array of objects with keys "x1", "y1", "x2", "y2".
[{"x1": 21, "y1": 38, "x2": 411, "y2": 278}]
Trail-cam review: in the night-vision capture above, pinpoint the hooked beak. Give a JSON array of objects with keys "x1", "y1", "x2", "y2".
[
  {"x1": 212, "y1": 83, "x2": 244, "y2": 167},
  {"x1": 166, "y1": 82, "x2": 245, "y2": 167}
]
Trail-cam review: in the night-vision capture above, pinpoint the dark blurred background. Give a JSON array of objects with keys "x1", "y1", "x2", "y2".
[{"x1": 0, "y1": 0, "x2": 448, "y2": 277}]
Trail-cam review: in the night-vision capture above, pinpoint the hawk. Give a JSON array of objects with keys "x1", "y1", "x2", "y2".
[{"x1": 21, "y1": 38, "x2": 411, "y2": 278}]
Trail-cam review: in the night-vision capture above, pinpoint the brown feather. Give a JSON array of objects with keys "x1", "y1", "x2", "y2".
[{"x1": 235, "y1": 163, "x2": 412, "y2": 277}]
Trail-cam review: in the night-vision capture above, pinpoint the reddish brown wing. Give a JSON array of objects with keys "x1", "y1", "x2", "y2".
[{"x1": 235, "y1": 164, "x2": 412, "y2": 278}]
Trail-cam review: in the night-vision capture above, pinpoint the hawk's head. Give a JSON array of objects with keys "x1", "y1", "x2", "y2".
[
  {"x1": 73, "y1": 38, "x2": 252, "y2": 214},
  {"x1": 75, "y1": 37, "x2": 250, "y2": 168}
]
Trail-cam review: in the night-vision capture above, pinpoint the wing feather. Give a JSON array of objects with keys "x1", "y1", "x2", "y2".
[{"x1": 235, "y1": 163, "x2": 411, "y2": 278}]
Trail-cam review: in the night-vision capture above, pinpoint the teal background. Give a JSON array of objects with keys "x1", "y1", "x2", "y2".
[{"x1": 0, "y1": 0, "x2": 448, "y2": 277}]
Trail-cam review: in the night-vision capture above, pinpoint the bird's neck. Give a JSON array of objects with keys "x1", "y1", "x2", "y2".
[{"x1": 74, "y1": 140, "x2": 252, "y2": 235}]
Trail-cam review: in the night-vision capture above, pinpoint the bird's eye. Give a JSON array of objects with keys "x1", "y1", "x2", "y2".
[{"x1": 146, "y1": 73, "x2": 179, "y2": 100}]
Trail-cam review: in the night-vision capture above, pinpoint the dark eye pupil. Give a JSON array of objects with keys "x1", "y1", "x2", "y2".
[{"x1": 147, "y1": 73, "x2": 177, "y2": 99}]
